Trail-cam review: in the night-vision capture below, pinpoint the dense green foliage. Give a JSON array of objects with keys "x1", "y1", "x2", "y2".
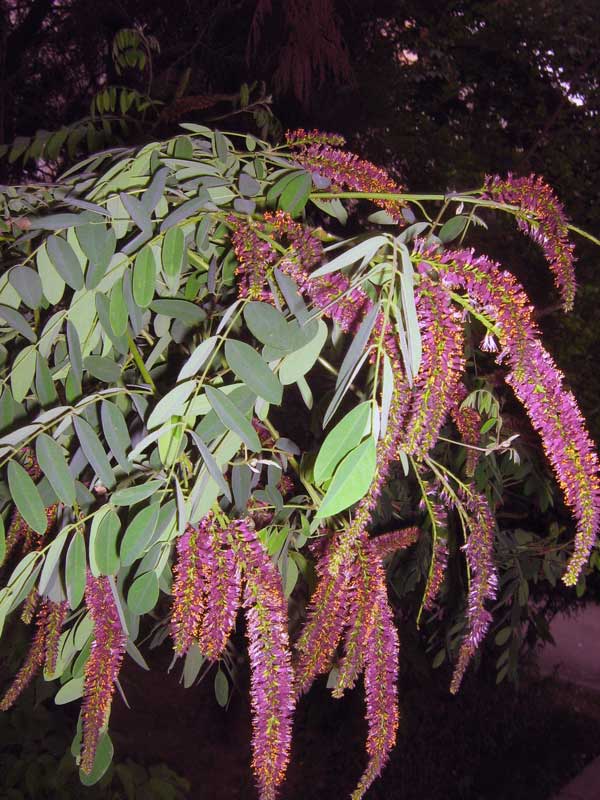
[{"x1": 0, "y1": 123, "x2": 597, "y2": 798}]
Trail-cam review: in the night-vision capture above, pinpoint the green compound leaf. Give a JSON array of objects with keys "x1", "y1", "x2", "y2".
[
  {"x1": 91, "y1": 507, "x2": 121, "y2": 576},
  {"x1": 243, "y1": 302, "x2": 291, "y2": 349},
  {"x1": 0, "y1": 305, "x2": 36, "y2": 343},
  {"x1": 35, "y1": 353, "x2": 58, "y2": 405},
  {"x1": 39, "y1": 528, "x2": 68, "y2": 594},
  {"x1": 316, "y1": 437, "x2": 377, "y2": 519},
  {"x1": 109, "y1": 278, "x2": 129, "y2": 337},
  {"x1": 7, "y1": 460, "x2": 47, "y2": 535},
  {"x1": 29, "y1": 213, "x2": 87, "y2": 231},
  {"x1": 66, "y1": 320, "x2": 83, "y2": 389},
  {"x1": 132, "y1": 245, "x2": 157, "y2": 308},
  {"x1": 162, "y1": 226, "x2": 184, "y2": 278},
  {"x1": 314, "y1": 402, "x2": 372, "y2": 485},
  {"x1": 66, "y1": 532, "x2": 87, "y2": 609},
  {"x1": 47, "y1": 234, "x2": 84, "y2": 290},
  {"x1": 9, "y1": 267, "x2": 43, "y2": 309},
  {"x1": 147, "y1": 380, "x2": 196, "y2": 429},
  {"x1": 149, "y1": 299, "x2": 207, "y2": 325},
  {"x1": 55, "y1": 676, "x2": 85, "y2": 705},
  {"x1": 278, "y1": 171, "x2": 312, "y2": 217},
  {"x1": 205, "y1": 386, "x2": 261, "y2": 451},
  {"x1": 189, "y1": 432, "x2": 232, "y2": 502},
  {"x1": 35, "y1": 433, "x2": 77, "y2": 506},
  {"x1": 120, "y1": 503, "x2": 161, "y2": 566},
  {"x1": 214, "y1": 667, "x2": 229, "y2": 707},
  {"x1": 100, "y1": 400, "x2": 132, "y2": 473},
  {"x1": 77, "y1": 223, "x2": 116, "y2": 289},
  {"x1": 73, "y1": 416, "x2": 115, "y2": 489},
  {"x1": 439, "y1": 214, "x2": 469, "y2": 244},
  {"x1": 225, "y1": 340, "x2": 283, "y2": 405},
  {"x1": 11, "y1": 345, "x2": 37, "y2": 402},
  {"x1": 177, "y1": 335, "x2": 218, "y2": 381},
  {"x1": 111, "y1": 481, "x2": 163, "y2": 506},
  {"x1": 83, "y1": 356, "x2": 122, "y2": 384},
  {"x1": 279, "y1": 319, "x2": 327, "y2": 385},
  {"x1": 127, "y1": 570, "x2": 159, "y2": 615}
]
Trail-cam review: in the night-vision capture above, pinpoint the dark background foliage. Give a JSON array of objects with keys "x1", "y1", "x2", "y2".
[
  {"x1": 1, "y1": 2, "x2": 600, "y2": 797},
  {"x1": 2, "y1": 0, "x2": 598, "y2": 435}
]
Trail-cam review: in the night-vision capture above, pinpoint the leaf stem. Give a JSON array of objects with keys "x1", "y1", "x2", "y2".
[{"x1": 127, "y1": 332, "x2": 156, "y2": 392}]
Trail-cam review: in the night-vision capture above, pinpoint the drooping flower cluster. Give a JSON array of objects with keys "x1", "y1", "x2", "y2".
[
  {"x1": 3, "y1": 509, "x2": 35, "y2": 566},
  {"x1": 20, "y1": 587, "x2": 39, "y2": 624},
  {"x1": 226, "y1": 173, "x2": 598, "y2": 797},
  {"x1": 399, "y1": 278, "x2": 465, "y2": 458},
  {"x1": 170, "y1": 515, "x2": 241, "y2": 657},
  {"x1": 294, "y1": 527, "x2": 418, "y2": 799},
  {"x1": 418, "y1": 486, "x2": 450, "y2": 613},
  {"x1": 196, "y1": 524, "x2": 242, "y2": 661},
  {"x1": 423, "y1": 537, "x2": 449, "y2": 612},
  {"x1": 0, "y1": 602, "x2": 48, "y2": 710},
  {"x1": 226, "y1": 519, "x2": 295, "y2": 800},
  {"x1": 294, "y1": 534, "x2": 355, "y2": 695},
  {"x1": 228, "y1": 216, "x2": 277, "y2": 301},
  {"x1": 1, "y1": 449, "x2": 57, "y2": 566},
  {"x1": 450, "y1": 383, "x2": 482, "y2": 476},
  {"x1": 483, "y1": 173, "x2": 576, "y2": 311},
  {"x1": 170, "y1": 515, "x2": 293, "y2": 800},
  {"x1": 286, "y1": 129, "x2": 407, "y2": 222},
  {"x1": 506, "y1": 338, "x2": 600, "y2": 584},
  {"x1": 0, "y1": 597, "x2": 69, "y2": 709},
  {"x1": 43, "y1": 599, "x2": 69, "y2": 675},
  {"x1": 80, "y1": 574, "x2": 127, "y2": 774},
  {"x1": 294, "y1": 528, "x2": 418, "y2": 705},
  {"x1": 266, "y1": 209, "x2": 371, "y2": 332},
  {"x1": 417, "y1": 245, "x2": 600, "y2": 586},
  {"x1": 449, "y1": 490, "x2": 499, "y2": 693},
  {"x1": 230, "y1": 208, "x2": 374, "y2": 334},
  {"x1": 284, "y1": 128, "x2": 346, "y2": 148},
  {"x1": 230, "y1": 209, "x2": 453, "y2": 795},
  {"x1": 170, "y1": 520, "x2": 211, "y2": 654},
  {"x1": 333, "y1": 534, "x2": 376, "y2": 696},
  {"x1": 352, "y1": 550, "x2": 400, "y2": 800},
  {"x1": 368, "y1": 527, "x2": 420, "y2": 559}
]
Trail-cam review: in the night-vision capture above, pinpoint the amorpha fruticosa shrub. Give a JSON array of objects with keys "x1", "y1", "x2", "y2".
[{"x1": 0, "y1": 127, "x2": 597, "y2": 798}]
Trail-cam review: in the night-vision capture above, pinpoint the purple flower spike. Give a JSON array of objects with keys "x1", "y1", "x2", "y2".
[
  {"x1": 196, "y1": 525, "x2": 241, "y2": 661},
  {"x1": 422, "y1": 537, "x2": 449, "y2": 612},
  {"x1": 170, "y1": 519, "x2": 212, "y2": 656},
  {"x1": 0, "y1": 601, "x2": 49, "y2": 710},
  {"x1": 450, "y1": 383, "x2": 482, "y2": 476},
  {"x1": 399, "y1": 278, "x2": 465, "y2": 458},
  {"x1": 334, "y1": 537, "x2": 381, "y2": 697},
  {"x1": 506, "y1": 337, "x2": 600, "y2": 585},
  {"x1": 44, "y1": 600, "x2": 69, "y2": 675},
  {"x1": 285, "y1": 129, "x2": 346, "y2": 148},
  {"x1": 294, "y1": 535, "x2": 353, "y2": 696},
  {"x1": 418, "y1": 245, "x2": 600, "y2": 587},
  {"x1": 227, "y1": 519, "x2": 295, "y2": 800},
  {"x1": 483, "y1": 173, "x2": 576, "y2": 311},
  {"x1": 368, "y1": 527, "x2": 420, "y2": 560},
  {"x1": 287, "y1": 133, "x2": 406, "y2": 223},
  {"x1": 80, "y1": 574, "x2": 126, "y2": 774},
  {"x1": 450, "y1": 490, "x2": 498, "y2": 694},
  {"x1": 228, "y1": 216, "x2": 277, "y2": 302},
  {"x1": 351, "y1": 555, "x2": 400, "y2": 800}
]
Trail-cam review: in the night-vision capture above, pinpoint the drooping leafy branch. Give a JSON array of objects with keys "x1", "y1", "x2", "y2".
[{"x1": 0, "y1": 125, "x2": 597, "y2": 800}]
